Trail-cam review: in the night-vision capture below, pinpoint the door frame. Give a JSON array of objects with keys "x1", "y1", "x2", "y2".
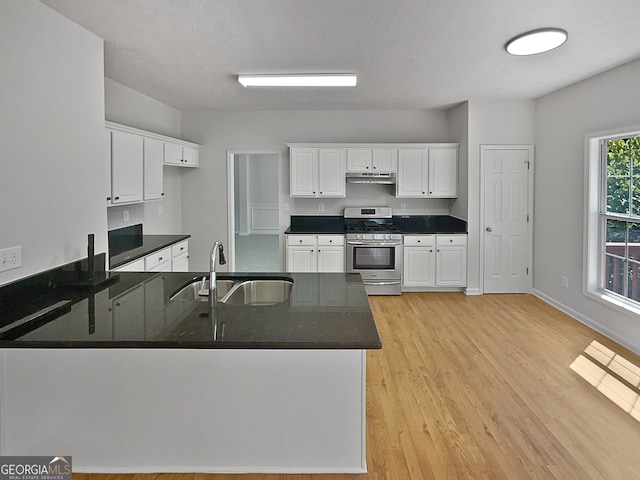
[
  {"x1": 479, "y1": 144, "x2": 535, "y2": 294},
  {"x1": 226, "y1": 150, "x2": 283, "y2": 271}
]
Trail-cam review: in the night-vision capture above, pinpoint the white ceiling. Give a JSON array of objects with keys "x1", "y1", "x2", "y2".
[{"x1": 40, "y1": 0, "x2": 640, "y2": 111}]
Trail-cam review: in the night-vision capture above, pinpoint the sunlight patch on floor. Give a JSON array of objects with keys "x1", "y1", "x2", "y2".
[{"x1": 571, "y1": 340, "x2": 640, "y2": 422}]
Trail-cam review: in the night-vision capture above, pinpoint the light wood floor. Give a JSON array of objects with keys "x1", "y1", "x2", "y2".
[{"x1": 76, "y1": 293, "x2": 640, "y2": 480}]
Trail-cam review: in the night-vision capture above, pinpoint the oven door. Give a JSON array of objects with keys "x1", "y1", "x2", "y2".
[{"x1": 346, "y1": 241, "x2": 402, "y2": 293}]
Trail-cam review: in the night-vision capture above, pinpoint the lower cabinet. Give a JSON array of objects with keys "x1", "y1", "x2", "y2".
[
  {"x1": 402, "y1": 234, "x2": 467, "y2": 288},
  {"x1": 286, "y1": 235, "x2": 345, "y2": 272},
  {"x1": 111, "y1": 240, "x2": 189, "y2": 273}
]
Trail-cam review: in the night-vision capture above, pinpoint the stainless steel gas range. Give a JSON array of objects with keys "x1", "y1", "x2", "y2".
[{"x1": 344, "y1": 207, "x2": 402, "y2": 295}]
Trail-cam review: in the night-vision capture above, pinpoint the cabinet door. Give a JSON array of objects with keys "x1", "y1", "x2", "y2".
[
  {"x1": 290, "y1": 148, "x2": 318, "y2": 197},
  {"x1": 317, "y1": 246, "x2": 345, "y2": 272},
  {"x1": 318, "y1": 148, "x2": 346, "y2": 197},
  {"x1": 403, "y1": 246, "x2": 435, "y2": 287},
  {"x1": 105, "y1": 129, "x2": 113, "y2": 205},
  {"x1": 436, "y1": 245, "x2": 467, "y2": 287},
  {"x1": 172, "y1": 254, "x2": 189, "y2": 272},
  {"x1": 183, "y1": 146, "x2": 199, "y2": 167},
  {"x1": 287, "y1": 246, "x2": 317, "y2": 272},
  {"x1": 372, "y1": 148, "x2": 398, "y2": 173},
  {"x1": 164, "y1": 142, "x2": 183, "y2": 165},
  {"x1": 111, "y1": 130, "x2": 143, "y2": 204},
  {"x1": 396, "y1": 149, "x2": 428, "y2": 197},
  {"x1": 428, "y1": 148, "x2": 458, "y2": 197},
  {"x1": 143, "y1": 137, "x2": 164, "y2": 200},
  {"x1": 346, "y1": 148, "x2": 372, "y2": 172},
  {"x1": 111, "y1": 258, "x2": 145, "y2": 272}
]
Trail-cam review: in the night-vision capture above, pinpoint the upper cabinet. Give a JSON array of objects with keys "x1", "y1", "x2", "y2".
[
  {"x1": 164, "y1": 142, "x2": 199, "y2": 167},
  {"x1": 290, "y1": 147, "x2": 346, "y2": 198},
  {"x1": 346, "y1": 148, "x2": 398, "y2": 173},
  {"x1": 396, "y1": 146, "x2": 458, "y2": 198},
  {"x1": 106, "y1": 122, "x2": 200, "y2": 207},
  {"x1": 111, "y1": 130, "x2": 143, "y2": 205}
]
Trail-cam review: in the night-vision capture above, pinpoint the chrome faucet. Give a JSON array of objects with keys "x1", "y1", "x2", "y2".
[{"x1": 209, "y1": 240, "x2": 226, "y2": 308}]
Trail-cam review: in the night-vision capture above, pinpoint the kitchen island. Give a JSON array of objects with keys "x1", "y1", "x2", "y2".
[{"x1": 0, "y1": 268, "x2": 380, "y2": 474}]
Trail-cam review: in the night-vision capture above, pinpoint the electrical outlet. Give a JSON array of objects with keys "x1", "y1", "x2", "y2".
[
  {"x1": 283, "y1": 203, "x2": 290, "y2": 212},
  {"x1": 158, "y1": 205, "x2": 163, "y2": 215},
  {"x1": 123, "y1": 210, "x2": 129, "y2": 222},
  {"x1": 319, "y1": 203, "x2": 325, "y2": 212},
  {"x1": 562, "y1": 276, "x2": 569, "y2": 288},
  {"x1": 401, "y1": 203, "x2": 406, "y2": 211},
  {"x1": 0, "y1": 246, "x2": 22, "y2": 272}
]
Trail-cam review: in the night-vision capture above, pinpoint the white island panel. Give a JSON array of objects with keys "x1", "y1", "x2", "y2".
[{"x1": 0, "y1": 348, "x2": 367, "y2": 474}]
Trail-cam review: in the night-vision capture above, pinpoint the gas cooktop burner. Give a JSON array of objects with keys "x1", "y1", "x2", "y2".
[{"x1": 345, "y1": 221, "x2": 400, "y2": 234}]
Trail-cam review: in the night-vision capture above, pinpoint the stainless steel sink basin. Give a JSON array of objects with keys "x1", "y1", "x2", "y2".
[
  {"x1": 169, "y1": 277, "x2": 293, "y2": 306},
  {"x1": 169, "y1": 278, "x2": 235, "y2": 302},
  {"x1": 221, "y1": 279, "x2": 293, "y2": 306}
]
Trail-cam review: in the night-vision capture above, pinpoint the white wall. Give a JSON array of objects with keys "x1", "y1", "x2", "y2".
[
  {"x1": 535, "y1": 58, "x2": 640, "y2": 353},
  {"x1": 447, "y1": 101, "x2": 469, "y2": 222},
  {"x1": 181, "y1": 110, "x2": 450, "y2": 270},
  {"x1": 104, "y1": 79, "x2": 183, "y2": 234},
  {"x1": 466, "y1": 100, "x2": 536, "y2": 294},
  {"x1": 0, "y1": 0, "x2": 106, "y2": 285}
]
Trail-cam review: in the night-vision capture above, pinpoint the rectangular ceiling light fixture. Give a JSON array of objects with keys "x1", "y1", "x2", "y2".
[{"x1": 238, "y1": 74, "x2": 357, "y2": 87}]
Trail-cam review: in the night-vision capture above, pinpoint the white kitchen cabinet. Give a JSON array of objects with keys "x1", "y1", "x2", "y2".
[
  {"x1": 286, "y1": 235, "x2": 345, "y2": 272},
  {"x1": 402, "y1": 236, "x2": 436, "y2": 287},
  {"x1": 171, "y1": 241, "x2": 189, "y2": 272},
  {"x1": 143, "y1": 137, "x2": 164, "y2": 201},
  {"x1": 436, "y1": 235, "x2": 467, "y2": 287},
  {"x1": 105, "y1": 129, "x2": 112, "y2": 205},
  {"x1": 164, "y1": 142, "x2": 199, "y2": 167},
  {"x1": 111, "y1": 258, "x2": 145, "y2": 272},
  {"x1": 396, "y1": 148, "x2": 429, "y2": 198},
  {"x1": 145, "y1": 247, "x2": 172, "y2": 272},
  {"x1": 402, "y1": 234, "x2": 466, "y2": 288},
  {"x1": 317, "y1": 235, "x2": 345, "y2": 273},
  {"x1": 318, "y1": 149, "x2": 346, "y2": 197},
  {"x1": 428, "y1": 148, "x2": 458, "y2": 197},
  {"x1": 396, "y1": 147, "x2": 458, "y2": 198},
  {"x1": 111, "y1": 130, "x2": 143, "y2": 205},
  {"x1": 346, "y1": 148, "x2": 397, "y2": 173},
  {"x1": 290, "y1": 148, "x2": 346, "y2": 198}
]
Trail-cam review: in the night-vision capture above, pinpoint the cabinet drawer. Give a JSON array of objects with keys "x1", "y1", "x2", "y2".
[
  {"x1": 287, "y1": 235, "x2": 317, "y2": 246},
  {"x1": 171, "y1": 240, "x2": 189, "y2": 258},
  {"x1": 404, "y1": 235, "x2": 435, "y2": 246},
  {"x1": 317, "y1": 235, "x2": 344, "y2": 246},
  {"x1": 437, "y1": 235, "x2": 467, "y2": 246},
  {"x1": 145, "y1": 247, "x2": 171, "y2": 270}
]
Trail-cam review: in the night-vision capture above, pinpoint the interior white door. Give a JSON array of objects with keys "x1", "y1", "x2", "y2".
[{"x1": 482, "y1": 146, "x2": 533, "y2": 293}]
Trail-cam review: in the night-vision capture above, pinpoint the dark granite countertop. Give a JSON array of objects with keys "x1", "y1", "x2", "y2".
[
  {"x1": 285, "y1": 215, "x2": 345, "y2": 234},
  {"x1": 0, "y1": 268, "x2": 381, "y2": 350},
  {"x1": 391, "y1": 215, "x2": 467, "y2": 234},
  {"x1": 285, "y1": 214, "x2": 466, "y2": 234},
  {"x1": 109, "y1": 234, "x2": 190, "y2": 269}
]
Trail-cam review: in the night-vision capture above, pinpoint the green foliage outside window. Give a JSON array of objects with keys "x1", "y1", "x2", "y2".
[{"x1": 606, "y1": 136, "x2": 640, "y2": 216}]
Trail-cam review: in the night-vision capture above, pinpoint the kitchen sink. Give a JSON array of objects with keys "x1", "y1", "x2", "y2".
[
  {"x1": 169, "y1": 278, "x2": 235, "y2": 303},
  {"x1": 221, "y1": 279, "x2": 293, "y2": 306},
  {"x1": 169, "y1": 277, "x2": 293, "y2": 306}
]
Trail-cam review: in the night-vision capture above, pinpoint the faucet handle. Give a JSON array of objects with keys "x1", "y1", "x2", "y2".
[{"x1": 219, "y1": 244, "x2": 226, "y2": 265}]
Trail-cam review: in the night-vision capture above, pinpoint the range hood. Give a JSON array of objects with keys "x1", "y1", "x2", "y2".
[{"x1": 346, "y1": 172, "x2": 396, "y2": 184}]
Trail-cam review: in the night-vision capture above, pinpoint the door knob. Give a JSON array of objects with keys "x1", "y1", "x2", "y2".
[{"x1": 486, "y1": 226, "x2": 493, "y2": 232}]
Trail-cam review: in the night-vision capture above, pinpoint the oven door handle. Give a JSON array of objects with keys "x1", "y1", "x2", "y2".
[
  {"x1": 347, "y1": 241, "x2": 401, "y2": 246},
  {"x1": 364, "y1": 281, "x2": 401, "y2": 286}
]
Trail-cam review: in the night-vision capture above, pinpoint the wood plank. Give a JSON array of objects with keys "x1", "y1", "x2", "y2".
[{"x1": 73, "y1": 293, "x2": 640, "y2": 480}]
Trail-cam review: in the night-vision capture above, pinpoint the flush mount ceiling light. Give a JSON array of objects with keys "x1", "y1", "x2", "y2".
[
  {"x1": 505, "y1": 28, "x2": 568, "y2": 55},
  {"x1": 238, "y1": 74, "x2": 357, "y2": 87}
]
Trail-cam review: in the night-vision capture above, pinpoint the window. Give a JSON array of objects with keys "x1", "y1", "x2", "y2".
[{"x1": 587, "y1": 130, "x2": 640, "y2": 313}]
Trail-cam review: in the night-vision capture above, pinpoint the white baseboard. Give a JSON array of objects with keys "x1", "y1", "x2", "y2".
[
  {"x1": 464, "y1": 287, "x2": 482, "y2": 296},
  {"x1": 74, "y1": 466, "x2": 367, "y2": 474},
  {"x1": 533, "y1": 289, "x2": 640, "y2": 356}
]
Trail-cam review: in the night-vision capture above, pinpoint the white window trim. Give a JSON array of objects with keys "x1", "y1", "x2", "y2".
[{"x1": 584, "y1": 126, "x2": 640, "y2": 317}]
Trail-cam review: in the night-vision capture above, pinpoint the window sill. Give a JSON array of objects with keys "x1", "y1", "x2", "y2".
[{"x1": 585, "y1": 288, "x2": 640, "y2": 318}]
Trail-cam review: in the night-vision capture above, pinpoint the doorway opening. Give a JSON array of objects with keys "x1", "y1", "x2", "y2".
[{"x1": 227, "y1": 151, "x2": 281, "y2": 272}]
